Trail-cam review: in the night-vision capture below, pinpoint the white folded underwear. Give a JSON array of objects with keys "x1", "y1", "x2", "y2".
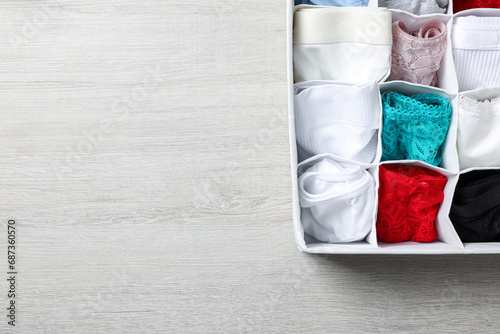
[
  {"x1": 452, "y1": 15, "x2": 500, "y2": 92},
  {"x1": 297, "y1": 154, "x2": 375, "y2": 243},
  {"x1": 457, "y1": 87, "x2": 500, "y2": 169},
  {"x1": 294, "y1": 80, "x2": 381, "y2": 163},
  {"x1": 293, "y1": 7, "x2": 392, "y2": 83}
]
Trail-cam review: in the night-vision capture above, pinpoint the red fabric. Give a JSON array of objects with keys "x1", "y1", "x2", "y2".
[
  {"x1": 454, "y1": 0, "x2": 500, "y2": 13},
  {"x1": 377, "y1": 164, "x2": 447, "y2": 243}
]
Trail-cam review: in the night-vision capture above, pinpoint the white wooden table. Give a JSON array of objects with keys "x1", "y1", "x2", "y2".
[{"x1": 0, "y1": 1, "x2": 498, "y2": 332}]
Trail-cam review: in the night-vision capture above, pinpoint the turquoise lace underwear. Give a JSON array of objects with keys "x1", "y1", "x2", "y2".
[{"x1": 381, "y1": 91, "x2": 452, "y2": 166}]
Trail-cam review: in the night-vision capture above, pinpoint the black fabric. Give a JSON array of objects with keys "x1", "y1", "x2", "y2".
[{"x1": 450, "y1": 170, "x2": 500, "y2": 242}]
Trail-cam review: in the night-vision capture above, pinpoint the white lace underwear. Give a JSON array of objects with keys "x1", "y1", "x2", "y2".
[{"x1": 457, "y1": 87, "x2": 500, "y2": 169}]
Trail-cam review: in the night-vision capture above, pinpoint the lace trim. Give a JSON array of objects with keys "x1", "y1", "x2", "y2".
[
  {"x1": 383, "y1": 92, "x2": 452, "y2": 116},
  {"x1": 459, "y1": 95, "x2": 500, "y2": 121}
]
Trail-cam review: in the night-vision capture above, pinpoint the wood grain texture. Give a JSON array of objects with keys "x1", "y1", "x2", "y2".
[{"x1": 0, "y1": 0, "x2": 499, "y2": 333}]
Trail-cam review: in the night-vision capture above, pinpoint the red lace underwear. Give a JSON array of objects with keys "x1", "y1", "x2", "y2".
[
  {"x1": 454, "y1": 0, "x2": 500, "y2": 12},
  {"x1": 377, "y1": 164, "x2": 447, "y2": 243}
]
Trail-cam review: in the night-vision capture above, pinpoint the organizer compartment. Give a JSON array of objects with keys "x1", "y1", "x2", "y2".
[
  {"x1": 387, "y1": 10, "x2": 457, "y2": 93},
  {"x1": 450, "y1": 168, "x2": 500, "y2": 242},
  {"x1": 457, "y1": 86, "x2": 500, "y2": 170}
]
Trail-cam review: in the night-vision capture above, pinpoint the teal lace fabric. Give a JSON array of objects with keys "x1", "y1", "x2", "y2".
[{"x1": 381, "y1": 91, "x2": 452, "y2": 166}]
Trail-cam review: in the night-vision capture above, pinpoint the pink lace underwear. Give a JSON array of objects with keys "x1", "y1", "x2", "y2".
[{"x1": 388, "y1": 21, "x2": 447, "y2": 86}]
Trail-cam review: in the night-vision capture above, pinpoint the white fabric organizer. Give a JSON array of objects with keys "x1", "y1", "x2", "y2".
[{"x1": 286, "y1": 1, "x2": 500, "y2": 254}]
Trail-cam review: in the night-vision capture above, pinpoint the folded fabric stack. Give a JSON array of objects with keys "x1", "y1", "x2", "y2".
[
  {"x1": 292, "y1": 3, "x2": 455, "y2": 245},
  {"x1": 293, "y1": 7, "x2": 392, "y2": 83},
  {"x1": 457, "y1": 93, "x2": 500, "y2": 169},
  {"x1": 381, "y1": 91, "x2": 452, "y2": 166},
  {"x1": 451, "y1": 11, "x2": 500, "y2": 245},
  {"x1": 294, "y1": 81, "x2": 381, "y2": 163},
  {"x1": 389, "y1": 21, "x2": 447, "y2": 86},
  {"x1": 377, "y1": 164, "x2": 447, "y2": 243},
  {"x1": 452, "y1": 16, "x2": 500, "y2": 92},
  {"x1": 450, "y1": 170, "x2": 500, "y2": 242},
  {"x1": 298, "y1": 155, "x2": 376, "y2": 243}
]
